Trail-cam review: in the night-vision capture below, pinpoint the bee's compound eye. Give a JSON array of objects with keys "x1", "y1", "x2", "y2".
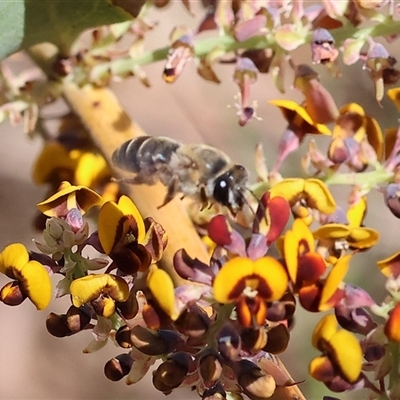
[{"x1": 213, "y1": 174, "x2": 231, "y2": 206}]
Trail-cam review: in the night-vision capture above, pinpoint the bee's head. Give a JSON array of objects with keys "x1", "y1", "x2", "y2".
[{"x1": 213, "y1": 165, "x2": 248, "y2": 213}]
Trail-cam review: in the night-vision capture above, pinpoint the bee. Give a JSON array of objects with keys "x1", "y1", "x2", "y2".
[{"x1": 112, "y1": 136, "x2": 249, "y2": 214}]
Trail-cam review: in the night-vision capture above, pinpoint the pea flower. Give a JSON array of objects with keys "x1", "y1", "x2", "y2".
[
  {"x1": 34, "y1": 182, "x2": 101, "y2": 262},
  {"x1": 313, "y1": 197, "x2": 379, "y2": 261},
  {"x1": 162, "y1": 26, "x2": 194, "y2": 83},
  {"x1": 0, "y1": 243, "x2": 52, "y2": 310},
  {"x1": 97, "y1": 195, "x2": 167, "y2": 274},
  {"x1": 213, "y1": 256, "x2": 288, "y2": 328},
  {"x1": 32, "y1": 113, "x2": 115, "y2": 220},
  {"x1": 36, "y1": 181, "x2": 104, "y2": 219},
  {"x1": 269, "y1": 99, "x2": 331, "y2": 172},
  {"x1": 311, "y1": 28, "x2": 339, "y2": 65},
  {"x1": 280, "y1": 218, "x2": 352, "y2": 312},
  {"x1": 269, "y1": 178, "x2": 336, "y2": 225},
  {"x1": 328, "y1": 103, "x2": 383, "y2": 171},
  {"x1": 70, "y1": 273, "x2": 130, "y2": 318},
  {"x1": 309, "y1": 314, "x2": 363, "y2": 391},
  {"x1": 364, "y1": 39, "x2": 400, "y2": 104},
  {"x1": 292, "y1": 63, "x2": 339, "y2": 124}
]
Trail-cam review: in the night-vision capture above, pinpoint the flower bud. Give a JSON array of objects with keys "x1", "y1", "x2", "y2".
[
  {"x1": 263, "y1": 324, "x2": 290, "y2": 354},
  {"x1": 116, "y1": 288, "x2": 139, "y2": 320},
  {"x1": 174, "y1": 304, "x2": 210, "y2": 338},
  {"x1": 241, "y1": 327, "x2": 268, "y2": 354},
  {"x1": 266, "y1": 292, "x2": 296, "y2": 321},
  {"x1": 130, "y1": 326, "x2": 184, "y2": 355},
  {"x1": 66, "y1": 305, "x2": 91, "y2": 332},
  {"x1": 199, "y1": 350, "x2": 223, "y2": 387},
  {"x1": 46, "y1": 305, "x2": 91, "y2": 337},
  {"x1": 217, "y1": 323, "x2": 241, "y2": 361},
  {"x1": 91, "y1": 295, "x2": 116, "y2": 318},
  {"x1": 152, "y1": 352, "x2": 191, "y2": 394},
  {"x1": 46, "y1": 313, "x2": 73, "y2": 338},
  {"x1": 311, "y1": 28, "x2": 338, "y2": 65},
  {"x1": 104, "y1": 353, "x2": 133, "y2": 381},
  {"x1": 0, "y1": 282, "x2": 26, "y2": 306},
  {"x1": 236, "y1": 360, "x2": 276, "y2": 399},
  {"x1": 115, "y1": 325, "x2": 133, "y2": 348},
  {"x1": 202, "y1": 382, "x2": 226, "y2": 400},
  {"x1": 0, "y1": 281, "x2": 27, "y2": 306}
]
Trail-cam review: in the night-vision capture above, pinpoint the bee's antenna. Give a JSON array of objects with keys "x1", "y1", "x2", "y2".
[{"x1": 241, "y1": 186, "x2": 269, "y2": 233}]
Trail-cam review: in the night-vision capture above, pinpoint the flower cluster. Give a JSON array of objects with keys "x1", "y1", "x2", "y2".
[{"x1": 5, "y1": 0, "x2": 400, "y2": 399}]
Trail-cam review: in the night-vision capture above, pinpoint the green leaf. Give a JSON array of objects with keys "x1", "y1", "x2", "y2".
[{"x1": 0, "y1": 0, "x2": 134, "y2": 60}]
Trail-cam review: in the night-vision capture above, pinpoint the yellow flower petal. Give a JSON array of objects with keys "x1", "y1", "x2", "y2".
[
  {"x1": 284, "y1": 219, "x2": 316, "y2": 283},
  {"x1": 313, "y1": 224, "x2": 351, "y2": 241},
  {"x1": 73, "y1": 151, "x2": 111, "y2": 187},
  {"x1": 70, "y1": 274, "x2": 129, "y2": 308},
  {"x1": 388, "y1": 87, "x2": 400, "y2": 112},
  {"x1": 319, "y1": 255, "x2": 351, "y2": 311},
  {"x1": 384, "y1": 127, "x2": 398, "y2": 159},
  {"x1": 98, "y1": 201, "x2": 125, "y2": 254},
  {"x1": 293, "y1": 218, "x2": 315, "y2": 250},
  {"x1": 20, "y1": 260, "x2": 52, "y2": 310},
  {"x1": 339, "y1": 103, "x2": 365, "y2": 116},
  {"x1": 213, "y1": 257, "x2": 288, "y2": 304},
  {"x1": 347, "y1": 227, "x2": 379, "y2": 249},
  {"x1": 37, "y1": 182, "x2": 104, "y2": 217},
  {"x1": 347, "y1": 197, "x2": 367, "y2": 227},
  {"x1": 312, "y1": 314, "x2": 338, "y2": 349},
  {"x1": 365, "y1": 115, "x2": 383, "y2": 160},
  {"x1": 303, "y1": 179, "x2": 336, "y2": 215},
  {"x1": 32, "y1": 142, "x2": 75, "y2": 185},
  {"x1": 269, "y1": 178, "x2": 305, "y2": 202},
  {"x1": 146, "y1": 265, "x2": 178, "y2": 320},
  {"x1": 270, "y1": 178, "x2": 336, "y2": 215},
  {"x1": 117, "y1": 196, "x2": 145, "y2": 243},
  {"x1": 309, "y1": 355, "x2": 335, "y2": 382},
  {"x1": 377, "y1": 251, "x2": 400, "y2": 277},
  {"x1": 283, "y1": 229, "x2": 299, "y2": 283},
  {"x1": 269, "y1": 99, "x2": 331, "y2": 135},
  {"x1": 329, "y1": 329, "x2": 362, "y2": 382},
  {"x1": 0, "y1": 243, "x2": 29, "y2": 276},
  {"x1": 98, "y1": 195, "x2": 145, "y2": 254},
  {"x1": 253, "y1": 256, "x2": 288, "y2": 301},
  {"x1": 213, "y1": 257, "x2": 254, "y2": 304}
]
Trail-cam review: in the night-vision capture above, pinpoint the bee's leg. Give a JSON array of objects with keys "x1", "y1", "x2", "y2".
[{"x1": 157, "y1": 178, "x2": 179, "y2": 209}]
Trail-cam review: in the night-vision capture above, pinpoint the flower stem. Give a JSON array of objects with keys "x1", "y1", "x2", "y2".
[
  {"x1": 105, "y1": 17, "x2": 400, "y2": 80},
  {"x1": 324, "y1": 169, "x2": 393, "y2": 187}
]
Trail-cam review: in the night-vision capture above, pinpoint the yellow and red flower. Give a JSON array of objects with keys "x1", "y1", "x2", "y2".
[
  {"x1": 98, "y1": 195, "x2": 167, "y2": 274},
  {"x1": 213, "y1": 256, "x2": 288, "y2": 328},
  {"x1": 269, "y1": 178, "x2": 336, "y2": 225},
  {"x1": 269, "y1": 99, "x2": 331, "y2": 172},
  {"x1": 70, "y1": 273, "x2": 129, "y2": 318},
  {"x1": 310, "y1": 314, "x2": 363, "y2": 389},
  {"x1": 280, "y1": 218, "x2": 351, "y2": 312},
  {"x1": 314, "y1": 197, "x2": 379, "y2": 261},
  {"x1": 0, "y1": 243, "x2": 52, "y2": 310},
  {"x1": 37, "y1": 181, "x2": 104, "y2": 218}
]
